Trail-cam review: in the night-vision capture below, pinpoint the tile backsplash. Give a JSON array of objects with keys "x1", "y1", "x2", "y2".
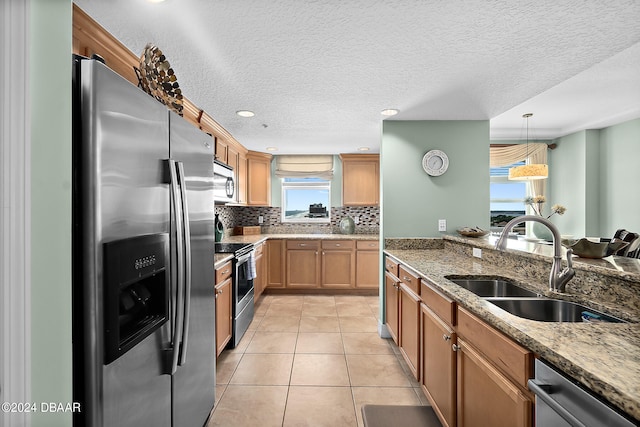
[{"x1": 215, "y1": 205, "x2": 379, "y2": 235}]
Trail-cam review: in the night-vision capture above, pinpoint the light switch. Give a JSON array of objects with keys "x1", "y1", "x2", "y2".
[{"x1": 258, "y1": 215, "x2": 264, "y2": 224}]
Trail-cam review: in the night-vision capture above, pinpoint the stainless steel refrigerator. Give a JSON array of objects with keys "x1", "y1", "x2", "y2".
[{"x1": 72, "y1": 57, "x2": 215, "y2": 427}]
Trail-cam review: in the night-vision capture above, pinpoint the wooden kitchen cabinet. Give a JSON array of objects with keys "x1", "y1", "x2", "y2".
[
  {"x1": 321, "y1": 240, "x2": 355, "y2": 288},
  {"x1": 455, "y1": 306, "x2": 533, "y2": 427},
  {"x1": 456, "y1": 338, "x2": 532, "y2": 427},
  {"x1": 215, "y1": 261, "x2": 233, "y2": 357},
  {"x1": 399, "y1": 282, "x2": 421, "y2": 380},
  {"x1": 253, "y1": 242, "x2": 266, "y2": 301},
  {"x1": 286, "y1": 240, "x2": 321, "y2": 288},
  {"x1": 237, "y1": 153, "x2": 248, "y2": 204},
  {"x1": 421, "y1": 304, "x2": 456, "y2": 427},
  {"x1": 215, "y1": 137, "x2": 228, "y2": 164},
  {"x1": 246, "y1": 151, "x2": 272, "y2": 206},
  {"x1": 340, "y1": 153, "x2": 380, "y2": 206},
  {"x1": 384, "y1": 270, "x2": 400, "y2": 345},
  {"x1": 355, "y1": 240, "x2": 380, "y2": 289},
  {"x1": 266, "y1": 239, "x2": 286, "y2": 288}
]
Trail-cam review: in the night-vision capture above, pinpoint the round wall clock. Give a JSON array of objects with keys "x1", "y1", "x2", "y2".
[{"x1": 422, "y1": 149, "x2": 449, "y2": 176}]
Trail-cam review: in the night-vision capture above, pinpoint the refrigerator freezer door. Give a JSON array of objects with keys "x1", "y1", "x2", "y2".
[
  {"x1": 169, "y1": 111, "x2": 216, "y2": 426},
  {"x1": 74, "y1": 59, "x2": 171, "y2": 427}
]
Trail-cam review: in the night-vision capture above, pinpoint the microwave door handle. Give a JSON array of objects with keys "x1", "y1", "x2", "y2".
[
  {"x1": 168, "y1": 160, "x2": 185, "y2": 375},
  {"x1": 225, "y1": 176, "x2": 234, "y2": 198},
  {"x1": 177, "y1": 162, "x2": 191, "y2": 366}
]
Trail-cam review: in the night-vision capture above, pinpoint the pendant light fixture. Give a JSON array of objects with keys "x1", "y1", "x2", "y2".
[{"x1": 508, "y1": 113, "x2": 548, "y2": 180}]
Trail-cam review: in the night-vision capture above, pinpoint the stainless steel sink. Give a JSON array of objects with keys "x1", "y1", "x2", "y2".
[
  {"x1": 486, "y1": 298, "x2": 626, "y2": 323},
  {"x1": 446, "y1": 277, "x2": 540, "y2": 298}
]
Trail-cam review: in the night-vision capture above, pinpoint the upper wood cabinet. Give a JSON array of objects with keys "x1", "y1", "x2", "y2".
[
  {"x1": 247, "y1": 151, "x2": 272, "y2": 206},
  {"x1": 215, "y1": 137, "x2": 229, "y2": 164},
  {"x1": 340, "y1": 154, "x2": 380, "y2": 206},
  {"x1": 237, "y1": 153, "x2": 248, "y2": 205}
]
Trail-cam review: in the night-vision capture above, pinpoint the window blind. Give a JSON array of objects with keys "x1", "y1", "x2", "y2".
[{"x1": 274, "y1": 155, "x2": 334, "y2": 179}]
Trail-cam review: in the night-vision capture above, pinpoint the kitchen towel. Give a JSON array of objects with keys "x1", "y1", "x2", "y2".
[{"x1": 247, "y1": 251, "x2": 257, "y2": 281}]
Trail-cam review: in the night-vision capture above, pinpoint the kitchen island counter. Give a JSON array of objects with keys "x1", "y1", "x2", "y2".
[{"x1": 384, "y1": 244, "x2": 640, "y2": 422}]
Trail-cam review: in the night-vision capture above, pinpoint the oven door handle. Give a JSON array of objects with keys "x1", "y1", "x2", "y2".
[
  {"x1": 528, "y1": 379, "x2": 588, "y2": 427},
  {"x1": 168, "y1": 160, "x2": 185, "y2": 375},
  {"x1": 177, "y1": 161, "x2": 191, "y2": 366}
]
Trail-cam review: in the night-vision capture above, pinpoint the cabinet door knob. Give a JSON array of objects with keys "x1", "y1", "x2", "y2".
[
  {"x1": 452, "y1": 344, "x2": 460, "y2": 352},
  {"x1": 336, "y1": 243, "x2": 341, "y2": 247},
  {"x1": 443, "y1": 334, "x2": 451, "y2": 341},
  {"x1": 403, "y1": 276, "x2": 411, "y2": 283}
]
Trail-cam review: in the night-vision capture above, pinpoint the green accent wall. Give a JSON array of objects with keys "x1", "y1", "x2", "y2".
[
  {"x1": 30, "y1": 1, "x2": 73, "y2": 426},
  {"x1": 549, "y1": 118, "x2": 640, "y2": 238},
  {"x1": 598, "y1": 118, "x2": 640, "y2": 236},
  {"x1": 381, "y1": 121, "x2": 490, "y2": 237}
]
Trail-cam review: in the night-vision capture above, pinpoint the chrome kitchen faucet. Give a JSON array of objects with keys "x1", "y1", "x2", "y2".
[{"x1": 495, "y1": 215, "x2": 575, "y2": 292}]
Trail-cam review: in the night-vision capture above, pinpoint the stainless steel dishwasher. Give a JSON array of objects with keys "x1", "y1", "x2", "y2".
[{"x1": 528, "y1": 359, "x2": 637, "y2": 427}]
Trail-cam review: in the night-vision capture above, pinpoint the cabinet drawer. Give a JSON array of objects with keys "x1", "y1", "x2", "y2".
[
  {"x1": 398, "y1": 265, "x2": 421, "y2": 295},
  {"x1": 215, "y1": 260, "x2": 233, "y2": 284},
  {"x1": 421, "y1": 281, "x2": 456, "y2": 326},
  {"x1": 286, "y1": 240, "x2": 320, "y2": 250},
  {"x1": 356, "y1": 240, "x2": 379, "y2": 250},
  {"x1": 457, "y1": 306, "x2": 533, "y2": 389},
  {"x1": 321, "y1": 240, "x2": 354, "y2": 250},
  {"x1": 385, "y1": 256, "x2": 399, "y2": 276},
  {"x1": 255, "y1": 242, "x2": 264, "y2": 256}
]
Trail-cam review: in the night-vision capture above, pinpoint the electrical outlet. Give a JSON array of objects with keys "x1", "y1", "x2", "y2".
[
  {"x1": 438, "y1": 219, "x2": 446, "y2": 232},
  {"x1": 473, "y1": 248, "x2": 482, "y2": 258},
  {"x1": 354, "y1": 216, "x2": 360, "y2": 224},
  {"x1": 258, "y1": 215, "x2": 264, "y2": 224}
]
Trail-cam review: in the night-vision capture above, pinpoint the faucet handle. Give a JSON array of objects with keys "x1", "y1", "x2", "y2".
[{"x1": 565, "y1": 248, "x2": 573, "y2": 269}]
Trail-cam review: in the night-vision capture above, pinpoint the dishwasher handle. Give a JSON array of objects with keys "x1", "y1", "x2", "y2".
[{"x1": 528, "y1": 379, "x2": 588, "y2": 427}]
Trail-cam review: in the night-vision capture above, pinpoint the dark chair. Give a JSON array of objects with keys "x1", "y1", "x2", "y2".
[{"x1": 611, "y1": 229, "x2": 640, "y2": 257}]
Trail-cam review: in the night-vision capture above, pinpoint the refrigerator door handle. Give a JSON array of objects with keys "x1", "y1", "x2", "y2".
[
  {"x1": 177, "y1": 161, "x2": 192, "y2": 366},
  {"x1": 168, "y1": 159, "x2": 185, "y2": 375}
]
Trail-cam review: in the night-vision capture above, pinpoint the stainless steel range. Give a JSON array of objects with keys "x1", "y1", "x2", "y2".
[{"x1": 215, "y1": 242, "x2": 255, "y2": 346}]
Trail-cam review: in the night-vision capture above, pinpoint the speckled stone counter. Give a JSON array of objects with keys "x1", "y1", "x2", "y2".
[
  {"x1": 214, "y1": 233, "x2": 379, "y2": 268},
  {"x1": 383, "y1": 245, "x2": 640, "y2": 422}
]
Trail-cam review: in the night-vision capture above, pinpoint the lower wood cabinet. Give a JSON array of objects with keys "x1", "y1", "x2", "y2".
[
  {"x1": 215, "y1": 276, "x2": 232, "y2": 357},
  {"x1": 384, "y1": 271, "x2": 400, "y2": 345},
  {"x1": 355, "y1": 240, "x2": 379, "y2": 289},
  {"x1": 253, "y1": 242, "x2": 266, "y2": 301},
  {"x1": 286, "y1": 240, "x2": 321, "y2": 288},
  {"x1": 266, "y1": 239, "x2": 286, "y2": 288},
  {"x1": 399, "y1": 283, "x2": 421, "y2": 380},
  {"x1": 456, "y1": 338, "x2": 532, "y2": 427},
  {"x1": 421, "y1": 304, "x2": 456, "y2": 427},
  {"x1": 321, "y1": 240, "x2": 355, "y2": 288}
]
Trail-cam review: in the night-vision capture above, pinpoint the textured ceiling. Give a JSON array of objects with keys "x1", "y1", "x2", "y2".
[{"x1": 74, "y1": 0, "x2": 640, "y2": 153}]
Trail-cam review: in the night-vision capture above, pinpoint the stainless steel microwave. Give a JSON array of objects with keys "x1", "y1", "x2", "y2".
[{"x1": 213, "y1": 160, "x2": 235, "y2": 203}]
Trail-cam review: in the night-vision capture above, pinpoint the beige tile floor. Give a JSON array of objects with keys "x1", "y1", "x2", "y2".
[{"x1": 208, "y1": 294, "x2": 429, "y2": 427}]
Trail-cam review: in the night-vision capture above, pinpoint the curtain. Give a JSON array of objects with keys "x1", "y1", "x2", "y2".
[
  {"x1": 490, "y1": 143, "x2": 547, "y2": 197},
  {"x1": 274, "y1": 155, "x2": 334, "y2": 179}
]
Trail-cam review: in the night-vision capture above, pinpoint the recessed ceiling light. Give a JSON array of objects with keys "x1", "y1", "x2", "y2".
[
  {"x1": 381, "y1": 109, "x2": 399, "y2": 117},
  {"x1": 266, "y1": 147, "x2": 278, "y2": 151},
  {"x1": 147, "y1": 0, "x2": 166, "y2": 3},
  {"x1": 236, "y1": 110, "x2": 255, "y2": 118},
  {"x1": 358, "y1": 147, "x2": 370, "y2": 151}
]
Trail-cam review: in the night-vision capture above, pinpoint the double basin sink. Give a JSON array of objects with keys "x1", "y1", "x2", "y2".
[{"x1": 445, "y1": 277, "x2": 626, "y2": 323}]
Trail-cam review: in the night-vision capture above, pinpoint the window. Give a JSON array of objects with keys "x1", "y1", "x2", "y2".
[
  {"x1": 490, "y1": 162, "x2": 527, "y2": 233},
  {"x1": 281, "y1": 177, "x2": 331, "y2": 223}
]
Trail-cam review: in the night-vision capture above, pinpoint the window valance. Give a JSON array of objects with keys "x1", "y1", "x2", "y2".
[{"x1": 274, "y1": 155, "x2": 334, "y2": 179}]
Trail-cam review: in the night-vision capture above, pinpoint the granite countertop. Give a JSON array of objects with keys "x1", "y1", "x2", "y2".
[
  {"x1": 214, "y1": 233, "x2": 379, "y2": 268},
  {"x1": 383, "y1": 248, "x2": 640, "y2": 422}
]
